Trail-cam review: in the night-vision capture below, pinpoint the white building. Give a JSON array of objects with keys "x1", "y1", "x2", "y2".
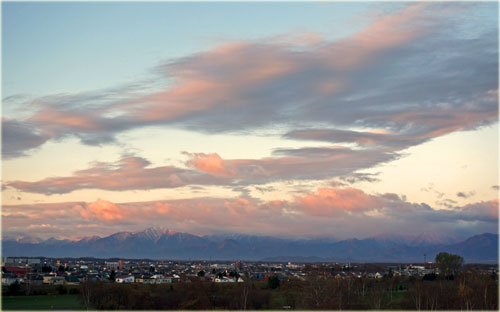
[
  {"x1": 1, "y1": 276, "x2": 19, "y2": 285},
  {"x1": 151, "y1": 274, "x2": 172, "y2": 284},
  {"x1": 214, "y1": 277, "x2": 244, "y2": 283},
  {"x1": 116, "y1": 275, "x2": 135, "y2": 283}
]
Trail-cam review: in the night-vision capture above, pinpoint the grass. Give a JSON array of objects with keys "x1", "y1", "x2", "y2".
[{"x1": 2, "y1": 294, "x2": 85, "y2": 310}]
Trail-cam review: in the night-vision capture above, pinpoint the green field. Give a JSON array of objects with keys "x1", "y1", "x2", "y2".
[{"x1": 2, "y1": 294, "x2": 84, "y2": 310}]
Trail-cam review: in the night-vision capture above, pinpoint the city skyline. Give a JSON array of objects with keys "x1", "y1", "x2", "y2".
[{"x1": 2, "y1": 2, "x2": 498, "y2": 240}]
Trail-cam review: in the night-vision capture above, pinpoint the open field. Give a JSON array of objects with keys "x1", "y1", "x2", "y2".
[{"x1": 2, "y1": 294, "x2": 84, "y2": 310}]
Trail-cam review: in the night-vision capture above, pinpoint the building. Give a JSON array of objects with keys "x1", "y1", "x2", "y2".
[{"x1": 116, "y1": 275, "x2": 135, "y2": 283}]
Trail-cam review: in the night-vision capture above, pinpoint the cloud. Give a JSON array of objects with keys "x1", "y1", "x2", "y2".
[
  {"x1": 5, "y1": 156, "x2": 229, "y2": 195},
  {"x1": 457, "y1": 191, "x2": 476, "y2": 199},
  {"x1": 339, "y1": 172, "x2": 380, "y2": 184},
  {"x1": 291, "y1": 187, "x2": 383, "y2": 217},
  {"x1": 421, "y1": 184, "x2": 445, "y2": 199},
  {"x1": 79, "y1": 199, "x2": 124, "y2": 222},
  {"x1": 2, "y1": 119, "x2": 50, "y2": 158},
  {"x1": 185, "y1": 152, "x2": 235, "y2": 177},
  {"x1": 285, "y1": 128, "x2": 417, "y2": 149},
  {"x1": 6, "y1": 148, "x2": 398, "y2": 194},
  {"x1": 3, "y1": 3, "x2": 496, "y2": 160},
  {"x1": 436, "y1": 198, "x2": 458, "y2": 208},
  {"x1": 2, "y1": 186, "x2": 497, "y2": 240},
  {"x1": 458, "y1": 199, "x2": 499, "y2": 222}
]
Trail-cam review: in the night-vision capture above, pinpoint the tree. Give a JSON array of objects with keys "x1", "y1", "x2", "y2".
[
  {"x1": 228, "y1": 270, "x2": 239, "y2": 278},
  {"x1": 79, "y1": 281, "x2": 93, "y2": 309},
  {"x1": 267, "y1": 275, "x2": 280, "y2": 289},
  {"x1": 6, "y1": 281, "x2": 22, "y2": 296},
  {"x1": 109, "y1": 269, "x2": 116, "y2": 282},
  {"x1": 435, "y1": 252, "x2": 463, "y2": 277}
]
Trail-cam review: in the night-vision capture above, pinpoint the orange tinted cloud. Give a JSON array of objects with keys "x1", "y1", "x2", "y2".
[
  {"x1": 2, "y1": 189, "x2": 498, "y2": 239},
  {"x1": 319, "y1": 3, "x2": 429, "y2": 70},
  {"x1": 31, "y1": 108, "x2": 100, "y2": 131},
  {"x1": 294, "y1": 187, "x2": 383, "y2": 217},
  {"x1": 5, "y1": 156, "x2": 231, "y2": 194},
  {"x1": 79, "y1": 199, "x2": 125, "y2": 222},
  {"x1": 5, "y1": 146, "x2": 398, "y2": 195},
  {"x1": 186, "y1": 153, "x2": 235, "y2": 177},
  {"x1": 354, "y1": 3, "x2": 427, "y2": 48},
  {"x1": 460, "y1": 199, "x2": 499, "y2": 221},
  {"x1": 5, "y1": 3, "x2": 495, "y2": 161}
]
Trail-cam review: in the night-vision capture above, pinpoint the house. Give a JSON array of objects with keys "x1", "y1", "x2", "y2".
[
  {"x1": 214, "y1": 277, "x2": 235, "y2": 283},
  {"x1": 214, "y1": 276, "x2": 244, "y2": 283},
  {"x1": 3, "y1": 266, "x2": 30, "y2": 277},
  {"x1": 65, "y1": 275, "x2": 80, "y2": 285},
  {"x1": 43, "y1": 274, "x2": 65, "y2": 285},
  {"x1": 1, "y1": 273, "x2": 19, "y2": 285},
  {"x1": 79, "y1": 265, "x2": 89, "y2": 271},
  {"x1": 53, "y1": 276, "x2": 66, "y2": 285},
  {"x1": 142, "y1": 277, "x2": 156, "y2": 284},
  {"x1": 116, "y1": 275, "x2": 135, "y2": 283},
  {"x1": 286, "y1": 262, "x2": 299, "y2": 269},
  {"x1": 151, "y1": 274, "x2": 172, "y2": 284},
  {"x1": 25, "y1": 274, "x2": 44, "y2": 285},
  {"x1": 105, "y1": 261, "x2": 119, "y2": 270},
  {"x1": 43, "y1": 275, "x2": 55, "y2": 284}
]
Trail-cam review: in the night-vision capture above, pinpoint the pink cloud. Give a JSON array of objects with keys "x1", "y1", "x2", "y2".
[
  {"x1": 79, "y1": 199, "x2": 125, "y2": 222},
  {"x1": 2, "y1": 188, "x2": 498, "y2": 239},
  {"x1": 460, "y1": 199, "x2": 499, "y2": 221},
  {"x1": 318, "y1": 3, "x2": 429, "y2": 70},
  {"x1": 30, "y1": 108, "x2": 101, "y2": 132},
  {"x1": 293, "y1": 187, "x2": 383, "y2": 217},
  {"x1": 5, "y1": 156, "x2": 230, "y2": 194},
  {"x1": 5, "y1": 3, "x2": 477, "y2": 160},
  {"x1": 186, "y1": 153, "x2": 235, "y2": 177},
  {"x1": 132, "y1": 4, "x2": 429, "y2": 125},
  {"x1": 6, "y1": 147, "x2": 397, "y2": 195},
  {"x1": 354, "y1": 3, "x2": 427, "y2": 47}
]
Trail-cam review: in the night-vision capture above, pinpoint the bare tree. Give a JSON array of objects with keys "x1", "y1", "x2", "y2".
[
  {"x1": 410, "y1": 280, "x2": 423, "y2": 310},
  {"x1": 241, "y1": 276, "x2": 251, "y2": 310},
  {"x1": 80, "y1": 280, "x2": 93, "y2": 310}
]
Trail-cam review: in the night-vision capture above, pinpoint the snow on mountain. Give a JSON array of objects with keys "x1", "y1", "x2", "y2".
[{"x1": 2, "y1": 229, "x2": 497, "y2": 263}]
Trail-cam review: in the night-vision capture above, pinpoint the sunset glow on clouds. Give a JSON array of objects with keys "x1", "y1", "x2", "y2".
[
  {"x1": 2, "y1": 2, "x2": 498, "y2": 240},
  {"x1": 2, "y1": 186, "x2": 497, "y2": 240}
]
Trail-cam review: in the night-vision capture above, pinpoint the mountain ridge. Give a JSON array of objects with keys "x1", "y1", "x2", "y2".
[{"x1": 2, "y1": 228, "x2": 497, "y2": 263}]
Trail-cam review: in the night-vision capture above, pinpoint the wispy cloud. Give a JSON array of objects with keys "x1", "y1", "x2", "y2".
[
  {"x1": 5, "y1": 156, "x2": 230, "y2": 194},
  {"x1": 457, "y1": 191, "x2": 476, "y2": 199},
  {"x1": 2, "y1": 119, "x2": 50, "y2": 158},
  {"x1": 3, "y1": 3, "x2": 496, "y2": 161},
  {"x1": 5, "y1": 149, "x2": 397, "y2": 194}
]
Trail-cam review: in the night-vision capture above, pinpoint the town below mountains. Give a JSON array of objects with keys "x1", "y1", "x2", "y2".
[{"x1": 3, "y1": 228, "x2": 498, "y2": 263}]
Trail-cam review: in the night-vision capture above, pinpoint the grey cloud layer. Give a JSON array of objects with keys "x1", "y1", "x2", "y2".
[
  {"x1": 2, "y1": 187, "x2": 497, "y2": 239},
  {"x1": 2, "y1": 3, "x2": 498, "y2": 201},
  {"x1": 5, "y1": 156, "x2": 230, "y2": 195},
  {"x1": 3, "y1": 3, "x2": 497, "y2": 159},
  {"x1": 5, "y1": 151, "x2": 395, "y2": 194}
]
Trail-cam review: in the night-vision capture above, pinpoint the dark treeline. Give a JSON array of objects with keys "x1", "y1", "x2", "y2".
[{"x1": 76, "y1": 271, "x2": 498, "y2": 310}]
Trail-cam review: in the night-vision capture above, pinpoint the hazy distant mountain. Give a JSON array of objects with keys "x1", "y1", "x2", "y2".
[
  {"x1": 371, "y1": 232, "x2": 459, "y2": 246},
  {"x1": 435, "y1": 233, "x2": 498, "y2": 263},
  {"x1": 2, "y1": 228, "x2": 497, "y2": 263}
]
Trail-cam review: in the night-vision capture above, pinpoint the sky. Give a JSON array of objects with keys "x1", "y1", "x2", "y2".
[{"x1": 2, "y1": 1, "x2": 499, "y2": 241}]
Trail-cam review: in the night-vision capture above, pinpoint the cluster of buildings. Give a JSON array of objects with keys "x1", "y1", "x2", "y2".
[{"x1": 2, "y1": 257, "x2": 496, "y2": 287}]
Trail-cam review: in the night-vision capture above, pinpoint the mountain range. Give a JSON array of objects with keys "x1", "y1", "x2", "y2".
[{"x1": 2, "y1": 228, "x2": 498, "y2": 263}]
